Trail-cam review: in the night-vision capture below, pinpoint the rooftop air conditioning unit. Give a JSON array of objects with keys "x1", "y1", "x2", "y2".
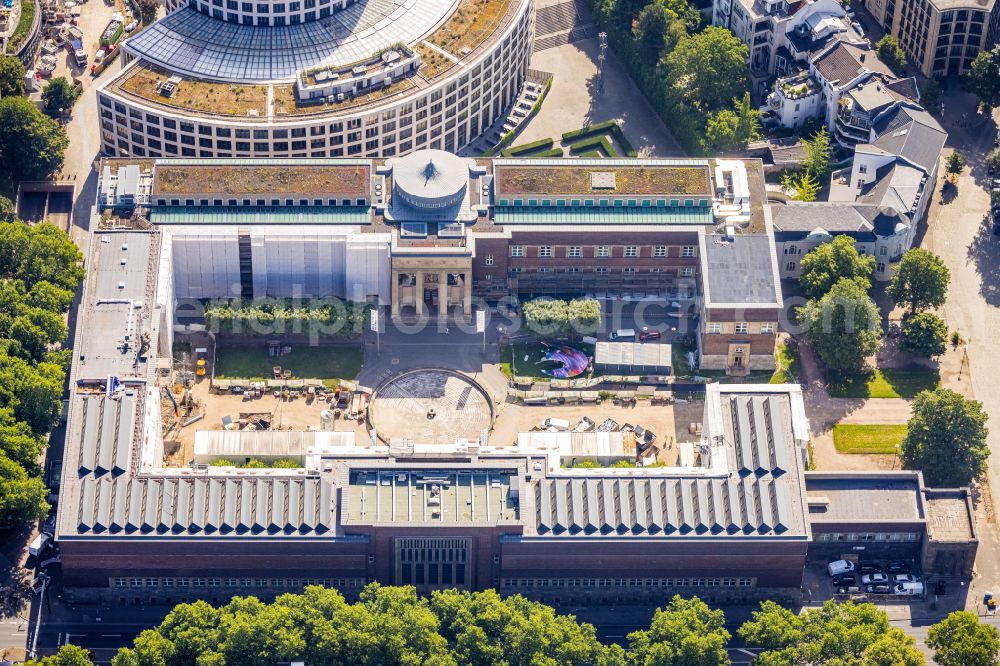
[{"x1": 337, "y1": 93, "x2": 345, "y2": 102}]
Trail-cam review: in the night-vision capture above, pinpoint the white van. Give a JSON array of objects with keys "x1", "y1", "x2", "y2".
[
  {"x1": 895, "y1": 582, "x2": 924, "y2": 596},
  {"x1": 827, "y1": 559, "x2": 855, "y2": 576},
  {"x1": 542, "y1": 418, "x2": 570, "y2": 431},
  {"x1": 28, "y1": 532, "x2": 51, "y2": 557},
  {"x1": 609, "y1": 328, "x2": 636, "y2": 341}
]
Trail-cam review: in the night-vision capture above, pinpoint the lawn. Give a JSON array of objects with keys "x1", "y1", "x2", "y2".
[
  {"x1": 833, "y1": 424, "x2": 908, "y2": 454},
  {"x1": 506, "y1": 339, "x2": 594, "y2": 380},
  {"x1": 827, "y1": 367, "x2": 939, "y2": 398},
  {"x1": 214, "y1": 343, "x2": 363, "y2": 387},
  {"x1": 769, "y1": 342, "x2": 801, "y2": 385}
]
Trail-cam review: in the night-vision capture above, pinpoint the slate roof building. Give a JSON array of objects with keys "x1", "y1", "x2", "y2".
[{"x1": 57, "y1": 154, "x2": 976, "y2": 606}]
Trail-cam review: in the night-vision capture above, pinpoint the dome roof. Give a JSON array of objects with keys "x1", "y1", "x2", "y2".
[{"x1": 392, "y1": 149, "x2": 468, "y2": 210}]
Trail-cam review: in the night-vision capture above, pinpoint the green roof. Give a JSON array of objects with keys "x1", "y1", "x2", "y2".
[
  {"x1": 149, "y1": 206, "x2": 371, "y2": 225},
  {"x1": 492, "y1": 206, "x2": 712, "y2": 225}
]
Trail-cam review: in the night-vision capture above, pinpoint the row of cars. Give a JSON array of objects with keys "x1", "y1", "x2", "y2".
[{"x1": 827, "y1": 559, "x2": 925, "y2": 596}]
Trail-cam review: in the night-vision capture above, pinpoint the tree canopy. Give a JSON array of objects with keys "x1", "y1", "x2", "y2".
[
  {"x1": 886, "y1": 248, "x2": 950, "y2": 314},
  {"x1": 875, "y1": 36, "x2": 907, "y2": 75},
  {"x1": 42, "y1": 77, "x2": 80, "y2": 112},
  {"x1": 705, "y1": 93, "x2": 760, "y2": 153},
  {"x1": 0, "y1": 97, "x2": 69, "y2": 190},
  {"x1": 900, "y1": 312, "x2": 948, "y2": 358},
  {"x1": 135, "y1": 0, "x2": 161, "y2": 24},
  {"x1": 626, "y1": 595, "x2": 731, "y2": 665},
  {"x1": 522, "y1": 298, "x2": 601, "y2": 338},
  {"x1": 0, "y1": 55, "x2": 26, "y2": 98},
  {"x1": 798, "y1": 278, "x2": 882, "y2": 372},
  {"x1": 926, "y1": 611, "x2": 1000, "y2": 666},
  {"x1": 660, "y1": 28, "x2": 749, "y2": 112},
  {"x1": 801, "y1": 128, "x2": 833, "y2": 181},
  {"x1": 964, "y1": 45, "x2": 1000, "y2": 110},
  {"x1": 739, "y1": 600, "x2": 923, "y2": 666},
  {"x1": 108, "y1": 585, "x2": 625, "y2": 666},
  {"x1": 799, "y1": 235, "x2": 875, "y2": 300},
  {"x1": 900, "y1": 388, "x2": 989, "y2": 487}
]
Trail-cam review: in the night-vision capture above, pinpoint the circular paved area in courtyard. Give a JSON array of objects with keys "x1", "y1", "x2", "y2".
[{"x1": 369, "y1": 369, "x2": 493, "y2": 444}]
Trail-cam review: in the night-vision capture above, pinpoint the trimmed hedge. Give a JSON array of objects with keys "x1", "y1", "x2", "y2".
[
  {"x1": 483, "y1": 76, "x2": 553, "y2": 156},
  {"x1": 612, "y1": 125, "x2": 638, "y2": 157},
  {"x1": 7, "y1": 0, "x2": 36, "y2": 53},
  {"x1": 569, "y1": 135, "x2": 618, "y2": 157},
  {"x1": 534, "y1": 148, "x2": 564, "y2": 157},
  {"x1": 562, "y1": 120, "x2": 619, "y2": 142},
  {"x1": 501, "y1": 137, "x2": 554, "y2": 157}
]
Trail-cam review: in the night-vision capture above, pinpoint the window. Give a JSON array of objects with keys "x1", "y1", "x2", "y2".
[
  {"x1": 681, "y1": 246, "x2": 696, "y2": 257},
  {"x1": 654, "y1": 245, "x2": 667, "y2": 257},
  {"x1": 539, "y1": 246, "x2": 553, "y2": 257},
  {"x1": 786, "y1": 262, "x2": 796, "y2": 271},
  {"x1": 879, "y1": 246, "x2": 888, "y2": 255},
  {"x1": 568, "y1": 246, "x2": 582, "y2": 257},
  {"x1": 623, "y1": 267, "x2": 635, "y2": 273},
  {"x1": 625, "y1": 246, "x2": 638, "y2": 257},
  {"x1": 760, "y1": 322, "x2": 775, "y2": 334},
  {"x1": 485, "y1": 255, "x2": 494, "y2": 266},
  {"x1": 735, "y1": 322, "x2": 749, "y2": 334},
  {"x1": 596, "y1": 246, "x2": 610, "y2": 257},
  {"x1": 510, "y1": 246, "x2": 524, "y2": 257},
  {"x1": 859, "y1": 164, "x2": 868, "y2": 174},
  {"x1": 707, "y1": 322, "x2": 722, "y2": 334},
  {"x1": 594, "y1": 267, "x2": 608, "y2": 273},
  {"x1": 681, "y1": 267, "x2": 694, "y2": 277}
]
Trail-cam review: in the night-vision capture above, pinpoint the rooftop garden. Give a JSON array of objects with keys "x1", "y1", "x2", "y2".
[
  {"x1": 414, "y1": 43, "x2": 457, "y2": 79},
  {"x1": 495, "y1": 165, "x2": 711, "y2": 196},
  {"x1": 272, "y1": 78, "x2": 417, "y2": 116},
  {"x1": 427, "y1": 0, "x2": 515, "y2": 58},
  {"x1": 154, "y1": 165, "x2": 371, "y2": 196},
  {"x1": 119, "y1": 65, "x2": 268, "y2": 117}
]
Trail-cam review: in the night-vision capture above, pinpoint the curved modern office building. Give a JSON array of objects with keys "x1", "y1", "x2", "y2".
[{"x1": 97, "y1": 0, "x2": 534, "y2": 158}]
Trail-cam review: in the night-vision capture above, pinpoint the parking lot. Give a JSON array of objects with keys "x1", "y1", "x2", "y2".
[{"x1": 804, "y1": 556, "x2": 959, "y2": 609}]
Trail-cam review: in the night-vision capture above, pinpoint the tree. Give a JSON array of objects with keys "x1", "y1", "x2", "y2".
[
  {"x1": 921, "y1": 78, "x2": 942, "y2": 113},
  {"x1": 886, "y1": 248, "x2": 950, "y2": 314},
  {"x1": 927, "y1": 611, "x2": 1000, "y2": 666},
  {"x1": 135, "y1": 0, "x2": 161, "y2": 24},
  {"x1": 875, "y1": 35, "x2": 907, "y2": 75},
  {"x1": 963, "y1": 45, "x2": 1000, "y2": 110},
  {"x1": 0, "y1": 450, "x2": 49, "y2": 523},
  {"x1": 798, "y1": 278, "x2": 882, "y2": 372},
  {"x1": 900, "y1": 388, "x2": 989, "y2": 487},
  {"x1": 0, "y1": 97, "x2": 68, "y2": 189},
  {"x1": 661, "y1": 28, "x2": 749, "y2": 111},
  {"x1": 0, "y1": 55, "x2": 25, "y2": 98},
  {"x1": 522, "y1": 298, "x2": 601, "y2": 338},
  {"x1": 635, "y1": 3, "x2": 672, "y2": 57},
  {"x1": 42, "y1": 77, "x2": 79, "y2": 112},
  {"x1": 900, "y1": 312, "x2": 948, "y2": 358},
  {"x1": 705, "y1": 109, "x2": 741, "y2": 153},
  {"x1": 627, "y1": 595, "x2": 731, "y2": 665},
  {"x1": 801, "y1": 128, "x2": 833, "y2": 180},
  {"x1": 0, "y1": 196, "x2": 14, "y2": 222},
  {"x1": 792, "y1": 170, "x2": 821, "y2": 202},
  {"x1": 946, "y1": 151, "x2": 965, "y2": 182},
  {"x1": 798, "y1": 235, "x2": 876, "y2": 300},
  {"x1": 739, "y1": 600, "x2": 923, "y2": 666},
  {"x1": 27, "y1": 644, "x2": 94, "y2": 666},
  {"x1": 112, "y1": 584, "x2": 623, "y2": 666},
  {"x1": 988, "y1": 147, "x2": 1000, "y2": 173}
]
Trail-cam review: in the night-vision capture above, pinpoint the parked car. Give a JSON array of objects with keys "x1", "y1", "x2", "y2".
[
  {"x1": 859, "y1": 563, "x2": 883, "y2": 575},
  {"x1": 827, "y1": 560, "x2": 855, "y2": 576},
  {"x1": 837, "y1": 585, "x2": 862, "y2": 595},
  {"x1": 894, "y1": 574, "x2": 920, "y2": 584},
  {"x1": 832, "y1": 573, "x2": 857, "y2": 586},
  {"x1": 861, "y1": 573, "x2": 888, "y2": 585},
  {"x1": 887, "y1": 561, "x2": 910, "y2": 574},
  {"x1": 638, "y1": 330, "x2": 661, "y2": 342},
  {"x1": 866, "y1": 583, "x2": 892, "y2": 594}
]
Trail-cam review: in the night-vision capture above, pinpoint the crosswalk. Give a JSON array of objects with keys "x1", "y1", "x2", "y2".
[{"x1": 533, "y1": 0, "x2": 595, "y2": 52}]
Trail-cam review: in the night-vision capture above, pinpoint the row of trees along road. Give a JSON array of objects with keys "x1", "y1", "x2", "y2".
[
  {"x1": 28, "y1": 588, "x2": 1000, "y2": 666},
  {"x1": 589, "y1": 0, "x2": 760, "y2": 154}
]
